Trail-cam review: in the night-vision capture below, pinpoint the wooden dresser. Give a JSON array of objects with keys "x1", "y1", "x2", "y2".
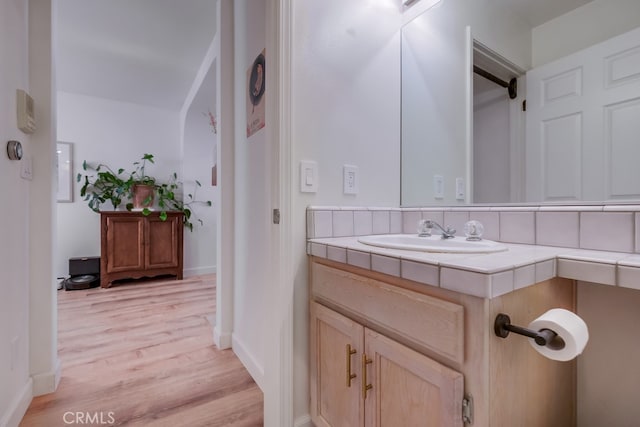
[{"x1": 100, "y1": 211, "x2": 183, "y2": 288}]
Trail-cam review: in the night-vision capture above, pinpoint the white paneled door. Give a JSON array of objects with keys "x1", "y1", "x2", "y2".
[{"x1": 526, "y1": 26, "x2": 640, "y2": 202}]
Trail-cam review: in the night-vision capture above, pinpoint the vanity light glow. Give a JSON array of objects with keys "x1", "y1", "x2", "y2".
[{"x1": 403, "y1": 0, "x2": 443, "y2": 9}]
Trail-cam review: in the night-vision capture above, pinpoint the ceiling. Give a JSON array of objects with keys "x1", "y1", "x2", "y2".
[
  {"x1": 56, "y1": 0, "x2": 217, "y2": 111},
  {"x1": 56, "y1": 0, "x2": 592, "y2": 111},
  {"x1": 473, "y1": 0, "x2": 595, "y2": 96},
  {"x1": 495, "y1": 0, "x2": 594, "y2": 28}
]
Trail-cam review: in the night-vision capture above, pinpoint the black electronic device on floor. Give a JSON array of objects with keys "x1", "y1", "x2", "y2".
[{"x1": 63, "y1": 256, "x2": 100, "y2": 290}]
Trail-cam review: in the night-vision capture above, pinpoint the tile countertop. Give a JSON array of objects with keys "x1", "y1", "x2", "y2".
[{"x1": 307, "y1": 236, "x2": 640, "y2": 299}]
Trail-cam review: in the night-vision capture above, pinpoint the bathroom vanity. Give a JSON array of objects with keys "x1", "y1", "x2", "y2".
[
  {"x1": 309, "y1": 256, "x2": 575, "y2": 426},
  {"x1": 307, "y1": 204, "x2": 640, "y2": 426}
]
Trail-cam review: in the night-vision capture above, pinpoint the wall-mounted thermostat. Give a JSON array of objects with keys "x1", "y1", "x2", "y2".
[
  {"x1": 16, "y1": 89, "x2": 35, "y2": 134},
  {"x1": 7, "y1": 140, "x2": 23, "y2": 160}
]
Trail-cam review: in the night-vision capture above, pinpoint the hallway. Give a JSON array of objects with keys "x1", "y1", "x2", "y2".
[{"x1": 20, "y1": 275, "x2": 262, "y2": 426}]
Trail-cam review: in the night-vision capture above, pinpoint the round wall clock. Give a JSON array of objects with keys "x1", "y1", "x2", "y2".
[{"x1": 7, "y1": 140, "x2": 23, "y2": 160}]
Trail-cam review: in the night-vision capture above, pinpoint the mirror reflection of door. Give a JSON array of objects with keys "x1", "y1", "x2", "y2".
[{"x1": 472, "y1": 41, "x2": 525, "y2": 204}]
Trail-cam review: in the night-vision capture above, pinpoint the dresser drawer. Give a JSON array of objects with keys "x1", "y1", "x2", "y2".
[{"x1": 311, "y1": 262, "x2": 464, "y2": 364}]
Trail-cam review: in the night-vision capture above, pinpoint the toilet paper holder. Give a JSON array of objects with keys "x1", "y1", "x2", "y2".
[{"x1": 494, "y1": 313, "x2": 566, "y2": 349}]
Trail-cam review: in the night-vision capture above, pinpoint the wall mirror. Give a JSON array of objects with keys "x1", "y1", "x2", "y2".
[
  {"x1": 57, "y1": 142, "x2": 73, "y2": 203},
  {"x1": 401, "y1": 0, "x2": 640, "y2": 206}
]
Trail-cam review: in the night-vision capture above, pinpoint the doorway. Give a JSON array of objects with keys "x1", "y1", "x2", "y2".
[{"x1": 472, "y1": 40, "x2": 526, "y2": 204}]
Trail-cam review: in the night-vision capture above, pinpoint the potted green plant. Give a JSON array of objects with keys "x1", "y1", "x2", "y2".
[{"x1": 77, "y1": 153, "x2": 212, "y2": 231}]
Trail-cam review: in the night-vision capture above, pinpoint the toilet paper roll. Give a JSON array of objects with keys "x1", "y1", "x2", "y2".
[{"x1": 527, "y1": 308, "x2": 589, "y2": 362}]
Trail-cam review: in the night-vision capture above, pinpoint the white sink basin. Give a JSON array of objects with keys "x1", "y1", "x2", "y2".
[{"x1": 357, "y1": 234, "x2": 508, "y2": 254}]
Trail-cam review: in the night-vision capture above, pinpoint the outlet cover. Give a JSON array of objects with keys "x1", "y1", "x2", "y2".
[
  {"x1": 455, "y1": 177, "x2": 465, "y2": 200},
  {"x1": 343, "y1": 165, "x2": 358, "y2": 195}
]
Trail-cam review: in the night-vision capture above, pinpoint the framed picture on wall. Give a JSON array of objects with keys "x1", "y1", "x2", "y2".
[
  {"x1": 57, "y1": 142, "x2": 73, "y2": 202},
  {"x1": 246, "y1": 49, "x2": 266, "y2": 138}
]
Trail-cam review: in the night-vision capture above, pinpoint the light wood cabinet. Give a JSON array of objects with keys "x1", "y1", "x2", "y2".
[
  {"x1": 310, "y1": 301, "x2": 464, "y2": 427},
  {"x1": 310, "y1": 257, "x2": 577, "y2": 427},
  {"x1": 100, "y1": 211, "x2": 183, "y2": 287}
]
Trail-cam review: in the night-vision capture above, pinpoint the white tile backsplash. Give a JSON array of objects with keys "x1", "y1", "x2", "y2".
[
  {"x1": 536, "y1": 212, "x2": 579, "y2": 248},
  {"x1": 443, "y1": 211, "x2": 469, "y2": 237},
  {"x1": 420, "y1": 210, "x2": 445, "y2": 230},
  {"x1": 580, "y1": 212, "x2": 634, "y2": 252},
  {"x1": 307, "y1": 205, "x2": 640, "y2": 254},
  {"x1": 390, "y1": 211, "x2": 403, "y2": 233},
  {"x1": 500, "y1": 211, "x2": 536, "y2": 244},
  {"x1": 402, "y1": 211, "x2": 421, "y2": 234},
  {"x1": 333, "y1": 211, "x2": 354, "y2": 237},
  {"x1": 372, "y1": 211, "x2": 390, "y2": 235},
  {"x1": 354, "y1": 211, "x2": 373, "y2": 236},
  {"x1": 469, "y1": 211, "x2": 499, "y2": 241},
  {"x1": 307, "y1": 206, "x2": 640, "y2": 297},
  {"x1": 313, "y1": 211, "x2": 333, "y2": 238},
  {"x1": 307, "y1": 210, "x2": 314, "y2": 239}
]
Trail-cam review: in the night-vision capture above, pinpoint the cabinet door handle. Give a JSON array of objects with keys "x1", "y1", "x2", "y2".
[
  {"x1": 346, "y1": 344, "x2": 357, "y2": 387},
  {"x1": 362, "y1": 353, "x2": 373, "y2": 399}
]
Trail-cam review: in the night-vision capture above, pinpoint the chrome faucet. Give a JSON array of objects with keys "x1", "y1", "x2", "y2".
[{"x1": 418, "y1": 219, "x2": 456, "y2": 239}]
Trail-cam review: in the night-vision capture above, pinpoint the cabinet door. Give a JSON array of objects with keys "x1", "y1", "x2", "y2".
[
  {"x1": 145, "y1": 215, "x2": 180, "y2": 269},
  {"x1": 364, "y1": 328, "x2": 464, "y2": 427},
  {"x1": 310, "y1": 302, "x2": 364, "y2": 427},
  {"x1": 104, "y1": 215, "x2": 145, "y2": 273}
]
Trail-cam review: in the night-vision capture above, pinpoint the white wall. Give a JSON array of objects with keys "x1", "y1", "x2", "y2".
[
  {"x1": 0, "y1": 1, "x2": 33, "y2": 424},
  {"x1": 182, "y1": 64, "x2": 217, "y2": 277},
  {"x1": 231, "y1": 0, "x2": 269, "y2": 388},
  {"x1": 1, "y1": 0, "x2": 57, "y2": 425},
  {"x1": 291, "y1": 0, "x2": 402, "y2": 422},
  {"x1": 56, "y1": 92, "x2": 181, "y2": 278},
  {"x1": 532, "y1": 0, "x2": 640, "y2": 67}
]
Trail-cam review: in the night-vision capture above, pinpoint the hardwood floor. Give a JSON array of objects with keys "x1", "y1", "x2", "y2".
[{"x1": 20, "y1": 275, "x2": 263, "y2": 426}]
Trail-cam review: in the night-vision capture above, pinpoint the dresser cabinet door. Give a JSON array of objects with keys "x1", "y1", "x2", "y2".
[
  {"x1": 104, "y1": 215, "x2": 145, "y2": 273},
  {"x1": 145, "y1": 215, "x2": 180, "y2": 269},
  {"x1": 310, "y1": 302, "x2": 364, "y2": 427},
  {"x1": 364, "y1": 328, "x2": 464, "y2": 427}
]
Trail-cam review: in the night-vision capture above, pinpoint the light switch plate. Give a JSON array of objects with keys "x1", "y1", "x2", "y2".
[
  {"x1": 434, "y1": 175, "x2": 444, "y2": 199},
  {"x1": 300, "y1": 160, "x2": 318, "y2": 193}
]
